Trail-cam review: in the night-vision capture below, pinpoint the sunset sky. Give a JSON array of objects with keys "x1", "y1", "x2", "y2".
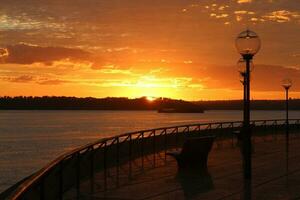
[{"x1": 1, "y1": 0, "x2": 300, "y2": 100}]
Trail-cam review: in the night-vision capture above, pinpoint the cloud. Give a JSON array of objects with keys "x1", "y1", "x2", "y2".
[
  {"x1": 37, "y1": 79, "x2": 70, "y2": 85},
  {"x1": 237, "y1": 0, "x2": 252, "y2": 3},
  {"x1": 0, "y1": 48, "x2": 9, "y2": 58},
  {"x1": 234, "y1": 11, "x2": 255, "y2": 15},
  {"x1": 1, "y1": 74, "x2": 70, "y2": 85},
  {"x1": 2, "y1": 43, "x2": 91, "y2": 65},
  {"x1": 99, "y1": 67, "x2": 133, "y2": 75},
  {"x1": 210, "y1": 13, "x2": 229, "y2": 19},
  {"x1": 263, "y1": 10, "x2": 300, "y2": 23},
  {"x1": 89, "y1": 76, "x2": 203, "y2": 89},
  {"x1": 3, "y1": 75, "x2": 34, "y2": 83}
]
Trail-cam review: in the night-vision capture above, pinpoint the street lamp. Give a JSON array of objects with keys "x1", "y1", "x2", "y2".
[
  {"x1": 238, "y1": 59, "x2": 246, "y2": 109},
  {"x1": 237, "y1": 58, "x2": 254, "y2": 75},
  {"x1": 282, "y1": 79, "x2": 292, "y2": 127},
  {"x1": 235, "y1": 29, "x2": 261, "y2": 179},
  {"x1": 282, "y1": 78, "x2": 292, "y2": 167},
  {"x1": 237, "y1": 58, "x2": 254, "y2": 123}
]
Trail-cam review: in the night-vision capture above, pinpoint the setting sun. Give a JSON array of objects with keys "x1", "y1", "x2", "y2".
[{"x1": 146, "y1": 96, "x2": 156, "y2": 102}]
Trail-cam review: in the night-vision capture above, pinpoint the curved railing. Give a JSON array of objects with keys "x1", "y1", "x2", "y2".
[{"x1": 9, "y1": 119, "x2": 300, "y2": 200}]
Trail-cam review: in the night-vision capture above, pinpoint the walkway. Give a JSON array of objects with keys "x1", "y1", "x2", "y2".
[{"x1": 76, "y1": 133, "x2": 300, "y2": 199}]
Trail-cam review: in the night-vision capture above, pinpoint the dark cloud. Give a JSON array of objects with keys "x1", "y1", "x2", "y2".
[
  {"x1": 3, "y1": 43, "x2": 91, "y2": 65},
  {"x1": 37, "y1": 79, "x2": 70, "y2": 85},
  {"x1": 5, "y1": 75, "x2": 34, "y2": 83},
  {"x1": 1, "y1": 74, "x2": 70, "y2": 85}
]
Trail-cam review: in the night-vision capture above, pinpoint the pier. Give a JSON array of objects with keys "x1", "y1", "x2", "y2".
[{"x1": 3, "y1": 119, "x2": 300, "y2": 199}]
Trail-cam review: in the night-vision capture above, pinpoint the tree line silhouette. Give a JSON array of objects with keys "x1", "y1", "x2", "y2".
[
  {"x1": 0, "y1": 96, "x2": 299, "y2": 110},
  {"x1": 0, "y1": 96, "x2": 203, "y2": 111}
]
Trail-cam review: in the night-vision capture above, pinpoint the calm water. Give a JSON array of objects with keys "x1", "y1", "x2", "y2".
[{"x1": 0, "y1": 110, "x2": 299, "y2": 192}]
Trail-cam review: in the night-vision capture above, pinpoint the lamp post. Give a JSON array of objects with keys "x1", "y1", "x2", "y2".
[
  {"x1": 282, "y1": 78, "x2": 292, "y2": 170},
  {"x1": 235, "y1": 29, "x2": 261, "y2": 179},
  {"x1": 238, "y1": 58, "x2": 254, "y2": 122}
]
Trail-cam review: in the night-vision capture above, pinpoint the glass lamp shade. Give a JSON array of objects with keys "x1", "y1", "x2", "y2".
[
  {"x1": 236, "y1": 29, "x2": 261, "y2": 56},
  {"x1": 282, "y1": 79, "x2": 292, "y2": 89}
]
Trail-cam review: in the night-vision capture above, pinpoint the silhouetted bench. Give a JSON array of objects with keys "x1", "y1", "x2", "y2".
[
  {"x1": 232, "y1": 129, "x2": 255, "y2": 153},
  {"x1": 167, "y1": 136, "x2": 215, "y2": 170}
]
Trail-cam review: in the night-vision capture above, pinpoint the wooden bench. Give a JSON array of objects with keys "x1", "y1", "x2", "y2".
[
  {"x1": 232, "y1": 129, "x2": 255, "y2": 153},
  {"x1": 167, "y1": 136, "x2": 215, "y2": 170}
]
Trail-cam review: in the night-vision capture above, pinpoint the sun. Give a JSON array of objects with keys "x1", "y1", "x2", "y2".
[{"x1": 146, "y1": 96, "x2": 156, "y2": 102}]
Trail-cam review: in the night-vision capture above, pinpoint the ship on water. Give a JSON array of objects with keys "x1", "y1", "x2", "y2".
[
  {"x1": 158, "y1": 100, "x2": 204, "y2": 113},
  {"x1": 158, "y1": 106, "x2": 204, "y2": 113}
]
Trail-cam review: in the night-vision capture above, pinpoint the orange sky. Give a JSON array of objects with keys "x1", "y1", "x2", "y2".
[{"x1": 1, "y1": 0, "x2": 300, "y2": 100}]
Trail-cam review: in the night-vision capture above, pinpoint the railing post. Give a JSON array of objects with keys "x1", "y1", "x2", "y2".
[
  {"x1": 103, "y1": 141, "x2": 107, "y2": 190},
  {"x1": 263, "y1": 121, "x2": 267, "y2": 142},
  {"x1": 264, "y1": 120, "x2": 267, "y2": 131},
  {"x1": 90, "y1": 146, "x2": 94, "y2": 194},
  {"x1": 129, "y1": 134, "x2": 132, "y2": 180},
  {"x1": 76, "y1": 153, "x2": 80, "y2": 199},
  {"x1": 176, "y1": 127, "x2": 179, "y2": 149},
  {"x1": 164, "y1": 129, "x2": 167, "y2": 161},
  {"x1": 220, "y1": 123, "x2": 224, "y2": 147},
  {"x1": 231, "y1": 123, "x2": 235, "y2": 147},
  {"x1": 216, "y1": 123, "x2": 221, "y2": 149},
  {"x1": 40, "y1": 177, "x2": 45, "y2": 200},
  {"x1": 141, "y1": 132, "x2": 144, "y2": 169},
  {"x1": 273, "y1": 120, "x2": 277, "y2": 140},
  {"x1": 116, "y1": 137, "x2": 119, "y2": 187},
  {"x1": 59, "y1": 162, "x2": 63, "y2": 200},
  {"x1": 129, "y1": 134, "x2": 132, "y2": 158},
  {"x1": 153, "y1": 130, "x2": 156, "y2": 167}
]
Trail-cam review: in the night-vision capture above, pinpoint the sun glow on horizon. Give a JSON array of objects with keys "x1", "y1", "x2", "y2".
[{"x1": 146, "y1": 96, "x2": 157, "y2": 102}]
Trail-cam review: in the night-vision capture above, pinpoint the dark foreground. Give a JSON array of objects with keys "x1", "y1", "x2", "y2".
[
  {"x1": 75, "y1": 134, "x2": 300, "y2": 199},
  {"x1": 6, "y1": 120, "x2": 300, "y2": 200}
]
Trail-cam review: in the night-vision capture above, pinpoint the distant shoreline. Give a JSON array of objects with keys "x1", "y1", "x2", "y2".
[
  {"x1": 0, "y1": 108, "x2": 299, "y2": 111},
  {"x1": 1, "y1": 96, "x2": 300, "y2": 110}
]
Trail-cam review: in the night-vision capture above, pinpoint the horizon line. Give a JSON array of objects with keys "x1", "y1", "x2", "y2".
[{"x1": 0, "y1": 95, "x2": 297, "y2": 102}]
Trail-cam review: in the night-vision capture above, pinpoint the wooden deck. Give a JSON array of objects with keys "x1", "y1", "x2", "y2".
[{"x1": 76, "y1": 134, "x2": 300, "y2": 200}]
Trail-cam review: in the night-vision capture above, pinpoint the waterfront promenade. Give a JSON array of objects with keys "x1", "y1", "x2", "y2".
[
  {"x1": 75, "y1": 134, "x2": 300, "y2": 199},
  {"x1": 6, "y1": 119, "x2": 300, "y2": 200}
]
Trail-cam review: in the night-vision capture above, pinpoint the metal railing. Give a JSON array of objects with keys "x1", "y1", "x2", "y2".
[{"x1": 10, "y1": 119, "x2": 300, "y2": 200}]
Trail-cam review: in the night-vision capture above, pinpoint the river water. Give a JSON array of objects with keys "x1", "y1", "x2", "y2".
[{"x1": 0, "y1": 110, "x2": 299, "y2": 192}]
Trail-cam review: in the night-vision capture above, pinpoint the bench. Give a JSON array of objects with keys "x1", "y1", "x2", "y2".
[
  {"x1": 232, "y1": 128, "x2": 255, "y2": 154},
  {"x1": 167, "y1": 136, "x2": 215, "y2": 170}
]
